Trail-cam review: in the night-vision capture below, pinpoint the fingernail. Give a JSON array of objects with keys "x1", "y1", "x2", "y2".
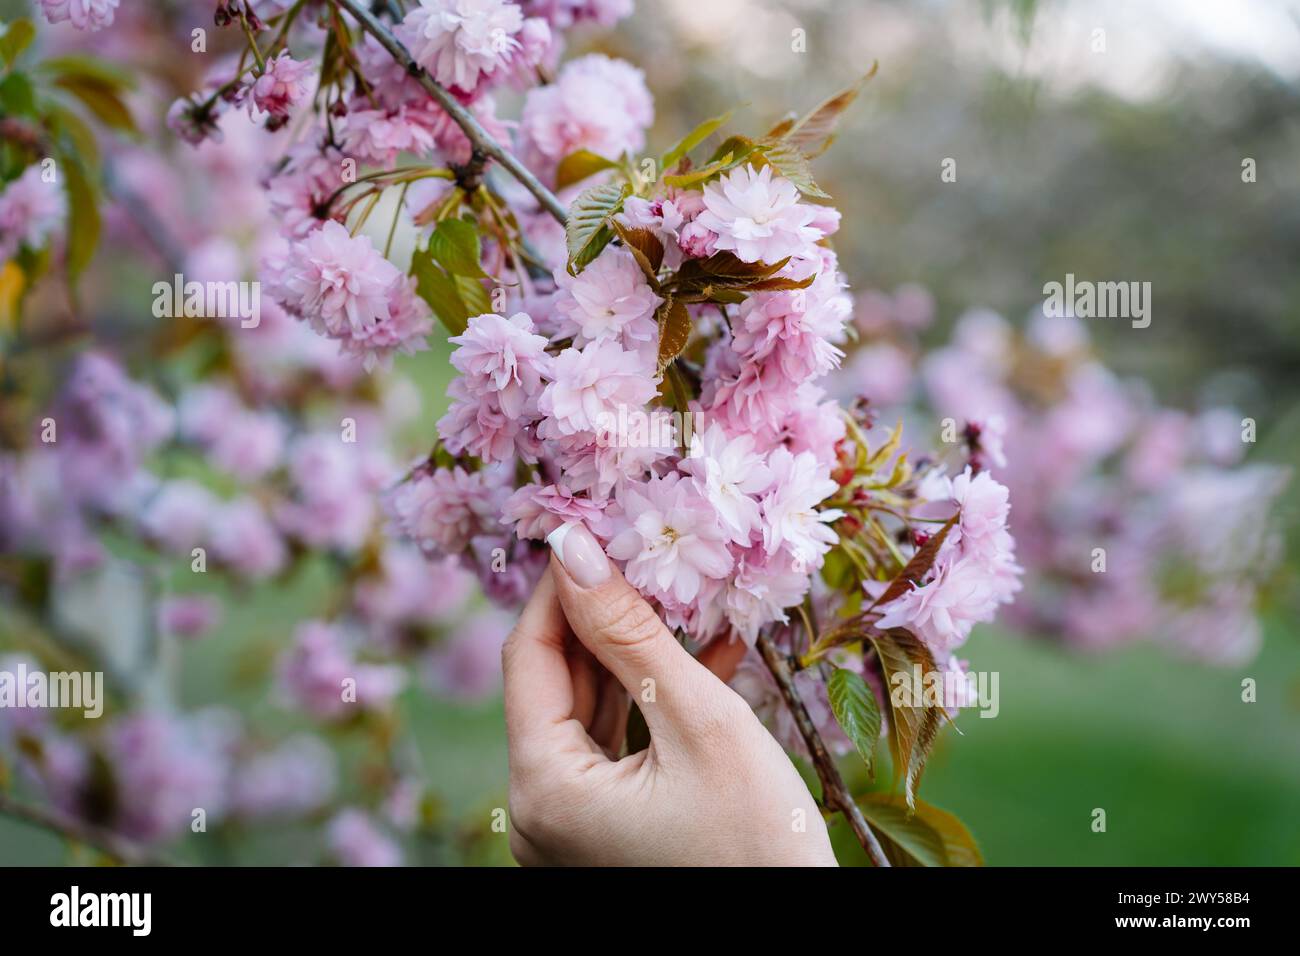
[{"x1": 546, "y1": 522, "x2": 610, "y2": 589}]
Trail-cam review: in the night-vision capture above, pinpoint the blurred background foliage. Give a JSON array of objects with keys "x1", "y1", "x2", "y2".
[{"x1": 4, "y1": 0, "x2": 1299, "y2": 864}]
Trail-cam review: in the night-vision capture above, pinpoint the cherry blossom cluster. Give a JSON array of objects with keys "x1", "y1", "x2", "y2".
[{"x1": 841, "y1": 291, "x2": 1286, "y2": 665}]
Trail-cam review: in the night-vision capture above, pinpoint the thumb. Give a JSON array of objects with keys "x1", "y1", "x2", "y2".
[{"x1": 546, "y1": 522, "x2": 733, "y2": 746}]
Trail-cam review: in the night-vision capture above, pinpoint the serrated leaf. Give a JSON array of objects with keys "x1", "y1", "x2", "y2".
[
  {"x1": 661, "y1": 109, "x2": 733, "y2": 171},
  {"x1": 858, "y1": 793, "x2": 983, "y2": 867},
  {"x1": 427, "y1": 217, "x2": 487, "y2": 279},
  {"x1": 0, "y1": 18, "x2": 35, "y2": 68},
  {"x1": 60, "y1": 154, "x2": 99, "y2": 281},
  {"x1": 868, "y1": 510, "x2": 959, "y2": 610},
  {"x1": 771, "y1": 64, "x2": 877, "y2": 159},
  {"x1": 566, "y1": 180, "x2": 628, "y2": 273},
  {"x1": 827, "y1": 666, "x2": 881, "y2": 775},
  {"x1": 455, "y1": 274, "x2": 491, "y2": 317},
  {"x1": 869, "y1": 627, "x2": 944, "y2": 810},
  {"x1": 611, "y1": 220, "x2": 663, "y2": 281},
  {"x1": 555, "y1": 148, "x2": 620, "y2": 191},
  {"x1": 707, "y1": 134, "x2": 758, "y2": 167},
  {"x1": 757, "y1": 137, "x2": 829, "y2": 199},
  {"x1": 656, "y1": 296, "x2": 691, "y2": 370}
]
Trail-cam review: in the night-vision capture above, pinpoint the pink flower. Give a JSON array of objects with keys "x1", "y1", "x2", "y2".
[
  {"x1": 232, "y1": 736, "x2": 337, "y2": 820},
  {"x1": 695, "y1": 164, "x2": 818, "y2": 264},
  {"x1": 383, "y1": 463, "x2": 510, "y2": 556},
  {"x1": 520, "y1": 54, "x2": 652, "y2": 171},
  {"x1": 210, "y1": 498, "x2": 287, "y2": 579},
  {"x1": 722, "y1": 548, "x2": 810, "y2": 644},
  {"x1": 503, "y1": 482, "x2": 610, "y2": 540},
  {"x1": 948, "y1": 467, "x2": 1012, "y2": 557},
  {"x1": 732, "y1": 281, "x2": 847, "y2": 383},
  {"x1": 607, "y1": 473, "x2": 734, "y2": 606},
  {"x1": 279, "y1": 621, "x2": 407, "y2": 719},
  {"x1": 138, "y1": 481, "x2": 218, "y2": 555},
  {"x1": 875, "y1": 554, "x2": 1004, "y2": 656},
  {"x1": 0, "y1": 165, "x2": 65, "y2": 259},
  {"x1": 521, "y1": 0, "x2": 632, "y2": 29},
  {"x1": 680, "y1": 422, "x2": 772, "y2": 545},
  {"x1": 249, "y1": 53, "x2": 314, "y2": 119},
  {"x1": 401, "y1": 0, "x2": 526, "y2": 94},
  {"x1": 760, "y1": 447, "x2": 841, "y2": 568},
  {"x1": 277, "y1": 221, "x2": 433, "y2": 369},
  {"x1": 39, "y1": 0, "x2": 118, "y2": 32},
  {"x1": 553, "y1": 247, "x2": 662, "y2": 348},
  {"x1": 448, "y1": 311, "x2": 553, "y2": 418},
  {"x1": 156, "y1": 595, "x2": 222, "y2": 640},
  {"x1": 538, "y1": 339, "x2": 658, "y2": 437},
  {"x1": 328, "y1": 809, "x2": 403, "y2": 867}
]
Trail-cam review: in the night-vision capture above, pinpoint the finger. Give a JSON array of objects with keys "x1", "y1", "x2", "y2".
[
  {"x1": 546, "y1": 522, "x2": 729, "y2": 745},
  {"x1": 501, "y1": 568, "x2": 581, "y2": 759}
]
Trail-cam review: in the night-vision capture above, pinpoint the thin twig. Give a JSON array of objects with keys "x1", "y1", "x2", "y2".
[
  {"x1": 330, "y1": 0, "x2": 569, "y2": 225},
  {"x1": 755, "y1": 632, "x2": 891, "y2": 867},
  {"x1": 0, "y1": 794, "x2": 176, "y2": 866}
]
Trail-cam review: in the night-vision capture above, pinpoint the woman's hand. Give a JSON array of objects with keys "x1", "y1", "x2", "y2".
[{"x1": 501, "y1": 522, "x2": 837, "y2": 866}]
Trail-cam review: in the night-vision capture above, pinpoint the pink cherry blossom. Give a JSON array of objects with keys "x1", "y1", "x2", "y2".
[
  {"x1": 250, "y1": 53, "x2": 313, "y2": 119},
  {"x1": 538, "y1": 339, "x2": 658, "y2": 437},
  {"x1": 553, "y1": 247, "x2": 662, "y2": 348},
  {"x1": 0, "y1": 165, "x2": 65, "y2": 260},
  {"x1": 695, "y1": 164, "x2": 819, "y2": 264},
  {"x1": 680, "y1": 422, "x2": 772, "y2": 545},
  {"x1": 39, "y1": 0, "x2": 118, "y2": 32},
  {"x1": 760, "y1": 447, "x2": 842, "y2": 568},
  {"x1": 606, "y1": 473, "x2": 734, "y2": 606}
]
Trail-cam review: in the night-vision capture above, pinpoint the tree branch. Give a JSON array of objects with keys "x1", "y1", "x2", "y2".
[
  {"x1": 0, "y1": 793, "x2": 175, "y2": 866},
  {"x1": 755, "y1": 632, "x2": 892, "y2": 867},
  {"x1": 330, "y1": 0, "x2": 570, "y2": 225}
]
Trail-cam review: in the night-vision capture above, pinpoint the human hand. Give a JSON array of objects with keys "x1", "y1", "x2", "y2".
[{"x1": 501, "y1": 522, "x2": 837, "y2": 866}]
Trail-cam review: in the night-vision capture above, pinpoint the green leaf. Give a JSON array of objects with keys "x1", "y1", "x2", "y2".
[
  {"x1": 827, "y1": 666, "x2": 881, "y2": 775},
  {"x1": 411, "y1": 245, "x2": 469, "y2": 335},
  {"x1": 38, "y1": 54, "x2": 137, "y2": 91},
  {"x1": 0, "y1": 18, "x2": 35, "y2": 68},
  {"x1": 60, "y1": 153, "x2": 100, "y2": 281},
  {"x1": 868, "y1": 628, "x2": 944, "y2": 810},
  {"x1": 0, "y1": 72, "x2": 36, "y2": 118},
  {"x1": 565, "y1": 180, "x2": 628, "y2": 273},
  {"x1": 427, "y1": 217, "x2": 487, "y2": 279},
  {"x1": 661, "y1": 109, "x2": 733, "y2": 172},
  {"x1": 45, "y1": 102, "x2": 100, "y2": 167},
  {"x1": 53, "y1": 76, "x2": 138, "y2": 135},
  {"x1": 858, "y1": 793, "x2": 983, "y2": 867},
  {"x1": 455, "y1": 274, "x2": 491, "y2": 317},
  {"x1": 655, "y1": 296, "x2": 691, "y2": 370},
  {"x1": 756, "y1": 138, "x2": 829, "y2": 199},
  {"x1": 554, "y1": 148, "x2": 620, "y2": 191},
  {"x1": 662, "y1": 153, "x2": 735, "y2": 189}
]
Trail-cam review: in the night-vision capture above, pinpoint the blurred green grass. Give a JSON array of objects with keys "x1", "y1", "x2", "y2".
[{"x1": 7, "y1": 604, "x2": 1297, "y2": 865}]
